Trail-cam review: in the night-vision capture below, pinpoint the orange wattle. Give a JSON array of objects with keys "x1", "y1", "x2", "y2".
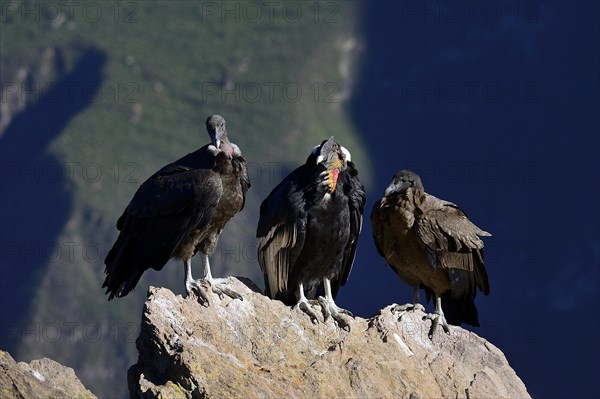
[{"x1": 327, "y1": 169, "x2": 339, "y2": 192}]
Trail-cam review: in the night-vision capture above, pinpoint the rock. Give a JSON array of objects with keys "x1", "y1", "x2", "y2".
[
  {"x1": 128, "y1": 277, "x2": 530, "y2": 399},
  {"x1": 0, "y1": 350, "x2": 96, "y2": 399}
]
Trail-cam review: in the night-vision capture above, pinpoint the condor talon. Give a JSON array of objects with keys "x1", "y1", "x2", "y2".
[
  {"x1": 257, "y1": 137, "x2": 366, "y2": 328},
  {"x1": 371, "y1": 170, "x2": 491, "y2": 340},
  {"x1": 103, "y1": 115, "x2": 250, "y2": 303}
]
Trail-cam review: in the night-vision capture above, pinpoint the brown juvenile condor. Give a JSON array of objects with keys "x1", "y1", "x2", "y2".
[
  {"x1": 103, "y1": 115, "x2": 250, "y2": 304},
  {"x1": 257, "y1": 137, "x2": 366, "y2": 330},
  {"x1": 371, "y1": 170, "x2": 490, "y2": 338}
]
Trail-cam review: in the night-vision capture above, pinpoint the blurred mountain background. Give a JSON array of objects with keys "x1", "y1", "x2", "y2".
[{"x1": 0, "y1": 1, "x2": 598, "y2": 398}]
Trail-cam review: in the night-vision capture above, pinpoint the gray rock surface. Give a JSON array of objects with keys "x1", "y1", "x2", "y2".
[
  {"x1": 0, "y1": 350, "x2": 96, "y2": 399},
  {"x1": 129, "y1": 277, "x2": 530, "y2": 399}
]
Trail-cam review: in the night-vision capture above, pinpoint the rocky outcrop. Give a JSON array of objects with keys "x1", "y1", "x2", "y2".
[
  {"x1": 0, "y1": 350, "x2": 96, "y2": 399},
  {"x1": 128, "y1": 277, "x2": 530, "y2": 399}
]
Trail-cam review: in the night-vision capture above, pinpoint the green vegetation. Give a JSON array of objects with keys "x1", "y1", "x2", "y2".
[{"x1": 1, "y1": 1, "x2": 370, "y2": 397}]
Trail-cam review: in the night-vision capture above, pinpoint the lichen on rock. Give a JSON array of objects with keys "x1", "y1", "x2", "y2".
[
  {"x1": 0, "y1": 350, "x2": 96, "y2": 399},
  {"x1": 128, "y1": 277, "x2": 530, "y2": 399}
]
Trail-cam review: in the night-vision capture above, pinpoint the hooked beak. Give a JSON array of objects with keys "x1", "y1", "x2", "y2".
[
  {"x1": 316, "y1": 136, "x2": 335, "y2": 164},
  {"x1": 384, "y1": 183, "x2": 398, "y2": 197},
  {"x1": 211, "y1": 125, "x2": 222, "y2": 149}
]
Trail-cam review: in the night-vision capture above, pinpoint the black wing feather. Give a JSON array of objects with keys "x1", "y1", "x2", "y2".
[
  {"x1": 257, "y1": 165, "x2": 311, "y2": 301},
  {"x1": 103, "y1": 167, "x2": 222, "y2": 299},
  {"x1": 332, "y1": 161, "x2": 366, "y2": 297},
  {"x1": 370, "y1": 199, "x2": 386, "y2": 259}
]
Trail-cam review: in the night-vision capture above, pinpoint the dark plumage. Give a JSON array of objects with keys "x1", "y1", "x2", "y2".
[
  {"x1": 371, "y1": 170, "x2": 490, "y2": 337},
  {"x1": 103, "y1": 115, "x2": 250, "y2": 303},
  {"x1": 257, "y1": 137, "x2": 366, "y2": 329}
]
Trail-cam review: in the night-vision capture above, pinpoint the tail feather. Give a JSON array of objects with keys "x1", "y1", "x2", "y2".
[
  {"x1": 103, "y1": 234, "x2": 134, "y2": 300},
  {"x1": 272, "y1": 289, "x2": 298, "y2": 307},
  {"x1": 262, "y1": 274, "x2": 272, "y2": 297},
  {"x1": 441, "y1": 292, "x2": 480, "y2": 327},
  {"x1": 103, "y1": 232, "x2": 171, "y2": 300},
  {"x1": 441, "y1": 261, "x2": 487, "y2": 327}
]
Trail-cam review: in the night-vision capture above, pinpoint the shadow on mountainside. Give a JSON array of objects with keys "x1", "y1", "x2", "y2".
[{"x1": 0, "y1": 46, "x2": 107, "y2": 352}]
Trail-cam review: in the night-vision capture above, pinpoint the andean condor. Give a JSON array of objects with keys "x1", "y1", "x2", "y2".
[
  {"x1": 257, "y1": 137, "x2": 366, "y2": 329},
  {"x1": 371, "y1": 170, "x2": 490, "y2": 338},
  {"x1": 103, "y1": 115, "x2": 250, "y2": 304}
]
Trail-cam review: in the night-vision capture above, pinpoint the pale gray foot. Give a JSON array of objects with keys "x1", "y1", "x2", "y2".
[
  {"x1": 424, "y1": 310, "x2": 450, "y2": 339},
  {"x1": 391, "y1": 302, "x2": 426, "y2": 320},
  {"x1": 186, "y1": 278, "x2": 243, "y2": 305},
  {"x1": 317, "y1": 277, "x2": 353, "y2": 331},
  {"x1": 295, "y1": 298, "x2": 320, "y2": 324},
  {"x1": 200, "y1": 255, "x2": 243, "y2": 301},
  {"x1": 317, "y1": 296, "x2": 352, "y2": 331},
  {"x1": 185, "y1": 279, "x2": 211, "y2": 306},
  {"x1": 424, "y1": 296, "x2": 450, "y2": 339},
  {"x1": 392, "y1": 287, "x2": 425, "y2": 320},
  {"x1": 208, "y1": 277, "x2": 243, "y2": 301},
  {"x1": 183, "y1": 256, "x2": 242, "y2": 306},
  {"x1": 294, "y1": 282, "x2": 320, "y2": 323}
]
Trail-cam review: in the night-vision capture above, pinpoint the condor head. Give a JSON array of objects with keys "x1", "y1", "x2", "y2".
[
  {"x1": 206, "y1": 114, "x2": 234, "y2": 158},
  {"x1": 307, "y1": 136, "x2": 352, "y2": 193}
]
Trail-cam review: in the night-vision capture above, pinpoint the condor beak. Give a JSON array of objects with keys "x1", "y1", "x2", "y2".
[
  {"x1": 211, "y1": 124, "x2": 225, "y2": 149},
  {"x1": 384, "y1": 183, "x2": 398, "y2": 197},
  {"x1": 316, "y1": 136, "x2": 335, "y2": 164}
]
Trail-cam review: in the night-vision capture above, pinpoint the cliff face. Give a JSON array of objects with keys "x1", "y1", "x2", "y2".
[
  {"x1": 0, "y1": 350, "x2": 96, "y2": 399},
  {"x1": 128, "y1": 277, "x2": 530, "y2": 399}
]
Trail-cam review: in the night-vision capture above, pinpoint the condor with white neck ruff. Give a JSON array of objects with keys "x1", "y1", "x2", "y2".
[{"x1": 257, "y1": 137, "x2": 366, "y2": 330}]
